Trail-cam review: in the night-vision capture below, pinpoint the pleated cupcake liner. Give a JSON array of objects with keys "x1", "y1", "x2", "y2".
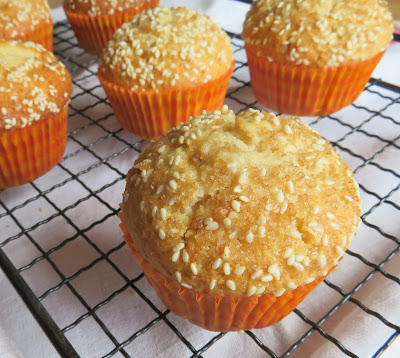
[
  {"x1": 119, "y1": 211, "x2": 337, "y2": 332},
  {"x1": 98, "y1": 62, "x2": 235, "y2": 140},
  {"x1": 10, "y1": 21, "x2": 53, "y2": 52},
  {"x1": 245, "y1": 45, "x2": 385, "y2": 116},
  {"x1": 0, "y1": 106, "x2": 68, "y2": 188},
  {"x1": 64, "y1": 0, "x2": 159, "y2": 56}
]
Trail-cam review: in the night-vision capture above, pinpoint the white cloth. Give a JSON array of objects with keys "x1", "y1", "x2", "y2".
[{"x1": 1, "y1": 1, "x2": 399, "y2": 357}]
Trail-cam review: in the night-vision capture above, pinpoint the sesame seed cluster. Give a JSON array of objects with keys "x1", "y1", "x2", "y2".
[
  {"x1": 99, "y1": 6, "x2": 234, "y2": 91},
  {"x1": 122, "y1": 106, "x2": 362, "y2": 297},
  {"x1": 243, "y1": 0, "x2": 393, "y2": 67},
  {"x1": 0, "y1": 41, "x2": 72, "y2": 132},
  {"x1": 64, "y1": 0, "x2": 154, "y2": 17},
  {"x1": 0, "y1": 0, "x2": 51, "y2": 39}
]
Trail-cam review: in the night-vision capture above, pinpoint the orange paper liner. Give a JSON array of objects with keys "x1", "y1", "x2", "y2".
[
  {"x1": 0, "y1": 106, "x2": 68, "y2": 188},
  {"x1": 119, "y1": 211, "x2": 337, "y2": 332},
  {"x1": 64, "y1": 0, "x2": 159, "y2": 56},
  {"x1": 98, "y1": 62, "x2": 235, "y2": 140},
  {"x1": 14, "y1": 21, "x2": 53, "y2": 52},
  {"x1": 245, "y1": 45, "x2": 386, "y2": 116}
]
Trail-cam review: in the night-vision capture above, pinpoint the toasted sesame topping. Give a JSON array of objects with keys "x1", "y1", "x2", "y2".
[
  {"x1": 261, "y1": 274, "x2": 273, "y2": 282},
  {"x1": 251, "y1": 269, "x2": 263, "y2": 279},
  {"x1": 226, "y1": 280, "x2": 236, "y2": 291},
  {"x1": 173, "y1": 243, "x2": 185, "y2": 252},
  {"x1": 256, "y1": 287, "x2": 266, "y2": 295},
  {"x1": 159, "y1": 229, "x2": 165, "y2": 240},
  {"x1": 277, "y1": 190, "x2": 284, "y2": 203},
  {"x1": 212, "y1": 258, "x2": 222, "y2": 269},
  {"x1": 223, "y1": 218, "x2": 232, "y2": 226},
  {"x1": 160, "y1": 208, "x2": 167, "y2": 220},
  {"x1": 234, "y1": 266, "x2": 246, "y2": 276},
  {"x1": 223, "y1": 263, "x2": 231, "y2": 275},
  {"x1": 274, "y1": 288, "x2": 285, "y2": 297},
  {"x1": 233, "y1": 185, "x2": 242, "y2": 193},
  {"x1": 190, "y1": 263, "x2": 198, "y2": 275},
  {"x1": 209, "y1": 279, "x2": 216, "y2": 290},
  {"x1": 206, "y1": 221, "x2": 219, "y2": 231},
  {"x1": 172, "y1": 251, "x2": 180, "y2": 262},
  {"x1": 246, "y1": 231, "x2": 254, "y2": 243},
  {"x1": 175, "y1": 271, "x2": 182, "y2": 282},
  {"x1": 247, "y1": 286, "x2": 257, "y2": 296},
  {"x1": 181, "y1": 283, "x2": 192, "y2": 289},
  {"x1": 283, "y1": 248, "x2": 294, "y2": 258},
  {"x1": 293, "y1": 262, "x2": 305, "y2": 272},
  {"x1": 231, "y1": 200, "x2": 241, "y2": 212}
]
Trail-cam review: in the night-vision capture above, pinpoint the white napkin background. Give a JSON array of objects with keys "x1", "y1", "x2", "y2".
[{"x1": 0, "y1": 1, "x2": 399, "y2": 357}]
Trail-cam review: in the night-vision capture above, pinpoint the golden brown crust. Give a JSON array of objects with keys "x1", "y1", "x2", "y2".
[
  {"x1": 98, "y1": 6, "x2": 234, "y2": 91},
  {"x1": 63, "y1": 0, "x2": 157, "y2": 16},
  {"x1": 122, "y1": 107, "x2": 362, "y2": 297},
  {"x1": 0, "y1": 40, "x2": 72, "y2": 133},
  {"x1": 0, "y1": 0, "x2": 51, "y2": 40},
  {"x1": 243, "y1": 0, "x2": 393, "y2": 67}
]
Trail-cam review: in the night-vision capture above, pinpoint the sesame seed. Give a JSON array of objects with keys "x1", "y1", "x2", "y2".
[
  {"x1": 260, "y1": 168, "x2": 267, "y2": 176},
  {"x1": 247, "y1": 286, "x2": 257, "y2": 296},
  {"x1": 330, "y1": 222, "x2": 340, "y2": 230},
  {"x1": 159, "y1": 229, "x2": 165, "y2": 240},
  {"x1": 288, "y1": 181, "x2": 294, "y2": 193},
  {"x1": 246, "y1": 231, "x2": 254, "y2": 243},
  {"x1": 172, "y1": 251, "x2": 180, "y2": 262},
  {"x1": 251, "y1": 269, "x2": 263, "y2": 279},
  {"x1": 181, "y1": 283, "x2": 192, "y2": 289},
  {"x1": 173, "y1": 243, "x2": 185, "y2": 252},
  {"x1": 283, "y1": 248, "x2": 294, "y2": 258},
  {"x1": 280, "y1": 202, "x2": 288, "y2": 214},
  {"x1": 190, "y1": 263, "x2": 198, "y2": 275},
  {"x1": 258, "y1": 215, "x2": 267, "y2": 225},
  {"x1": 336, "y1": 246, "x2": 344, "y2": 255},
  {"x1": 182, "y1": 249, "x2": 189, "y2": 263},
  {"x1": 206, "y1": 222, "x2": 219, "y2": 231},
  {"x1": 305, "y1": 278, "x2": 315, "y2": 284},
  {"x1": 212, "y1": 258, "x2": 222, "y2": 269},
  {"x1": 258, "y1": 226, "x2": 266, "y2": 235},
  {"x1": 345, "y1": 195, "x2": 354, "y2": 202},
  {"x1": 234, "y1": 266, "x2": 246, "y2": 276},
  {"x1": 152, "y1": 206, "x2": 158, "y2": 217},
  {"x1": 223, "y1": 218, "x2": 232, "y2": 226},
  {"x1": 232, "y1": 200, "x2": 241, "y2": 212},
  {"x1": 226, "y1": 280, "x2": 236, "y2": 291},
  {"x1": 175, "y1": 271, "x2": 182, "y2": 282},
  {"x1": 313, "y1": 206, "x2": 320, "y2": 214},
  {"x1": 123, "y1": 192, "x2": 129, "y2": 203},
  {"x1": 284, "y1": 125, "x2": 292, "y2": 134},
  {"x1": 342, "y1": 237, "x2": 347, "y2": 247},
  {"x1": 238, "y1": 172, "x2": 247, "y2": 185},
  {"x1": 303, "y1": 257, "x2": 310, "y2": 266},
  {"x1": 209, "y1": 279, "x2": 216, "y2": 290},
  {"x1": 287, "y1": 255, "x2": 295, "y2": 266},
  {"x1": 224, "y1": 246, "x2": 230, "y2": 257},
  {"x1": 268, "y1": 263, "x2": 278, "y2": 274},
  {"x1": 288, "y1": 282, "x2": 297, "y2": 290},
  {"x1": 239, "y1": 195, "x2": 250, "y2": 202},
  {"x1": 318, "y1": 255, "x2": 327, "y2": 268},
  {"x1": 256, "y1": 287, "x2": 266, "y2": 295},
  {"x1": 169, "y1": 179, "x2": 178, "y2": 190},
  {"x1": 158, "y1": 145, "x2": 166, "y2": 153},
  {"x1": 233, "y1": 185, "x2": 242, "y2": 193},
  {"x1": 168, "y1": 198, "x2": 175, "y2": 206},
  {"x1": 277, "y1": 190, "x2": 284, "y2": 203},
  {"x1": 223, "y1": 263, "x2": 231, "y2": 275},
  {"x1": 140, "y1": 201, "x2": 145, "y2": 211},
  {"x1": 323, "y1": 235, "x2": 329, "y2": 246},
  {"x1": 326, "y1": 212, "x2": 336, "y2": 219},
  {"x1": 1, "y1": 108, "x2": 7, "y2": 115},
  {"x1": 293, "y1": 262, "x2": 304, "y2": 272},
  {"x1": 296, "y1": 255, "x2": 305, "y2": 262},
  {"x1": 160, "y1": 208, "x2": 167, "y2": 220},
  {"x1": 274, "y1": 289, "x2": 285, "y2": 297},
  {"x1": 261, "y1": 274, "x2": 273, "y2": 282}
]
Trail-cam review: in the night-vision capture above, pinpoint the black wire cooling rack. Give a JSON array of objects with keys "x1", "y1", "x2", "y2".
[{"x1": 1, "y1": 10, "x2": 400, "y2": 358}]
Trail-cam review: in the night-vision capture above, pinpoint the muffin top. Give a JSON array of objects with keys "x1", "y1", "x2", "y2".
[
  {"x1": 64, "y1": 0, "x2": 156, "y2": 17},
  {"x1": 99, "y1": 6, "x2": 234, "y2": 91},
  {"x1": 122, "y1": 107, "x2": 362, "y2": 297},
  {"x1": 0, "y1": 0, "x2": 51, "y2": 40},
  {"x1": 0, "y1": 40, "x2": 72, "y2": 133},
  {"x1": 243, "y1": 0, "x2": 393, "y2": 67}
]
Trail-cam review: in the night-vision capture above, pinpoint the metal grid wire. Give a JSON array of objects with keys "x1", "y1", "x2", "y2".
[{"x1": 1, "y1": 14, "x2": 400, "y2": 358}]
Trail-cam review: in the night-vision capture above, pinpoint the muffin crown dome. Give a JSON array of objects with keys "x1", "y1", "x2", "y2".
[
  {"x1": 0, "y1": 40, "x2": 72, "y2": 132},
  {"x1": 0, "y1": 0, "x2": 51, "y2": 39},
  {"x1": 99, "y1": 6, "x2": 234, "y2": 90},
  {"x1": 243, "y1": 0, "x2": 393, "y2": 67},
  {"x1": 122, "y1": 107, "x2": 362, "y2": 297}
]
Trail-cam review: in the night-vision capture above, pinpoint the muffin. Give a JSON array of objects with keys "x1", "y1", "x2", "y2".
[
  {"x1": 98, "y1": 6, "x2": 235, "y2": 140},
  {"x1": 63, "y1": 0, "x2": 159, "y2": 56},
  {"x1": 0, "y1": 40, "x2": 72, "y2": 188},
  {"x1": 120, "y1": 106, "x2": 362, "y2": 331},
  {"x1": 0, "y1": 0, "x2": 53, "y2": 51},
  {"x1": 242, "y1": 0, "x2": 393, "y2": 116}
]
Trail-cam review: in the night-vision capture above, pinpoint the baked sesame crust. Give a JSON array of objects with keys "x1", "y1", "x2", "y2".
[
  {"x1": 243, "y1": 0, "x2": 393, "y2": 67},
  {"x1": 63, "y1": 0, "x2": 155, "y2": 16},
  {"x1": 0, "y1": 0, "x2": 51, "y2": 40},
  {"x1": 122, "y1": 107, "x2": 362, "y2": 297},
  {"x1": 98, "y1": 6, "x2": 234, "y2": 91},
  {"x1": 0, "y1": 40, "x2": 72, "y2": 133}
]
